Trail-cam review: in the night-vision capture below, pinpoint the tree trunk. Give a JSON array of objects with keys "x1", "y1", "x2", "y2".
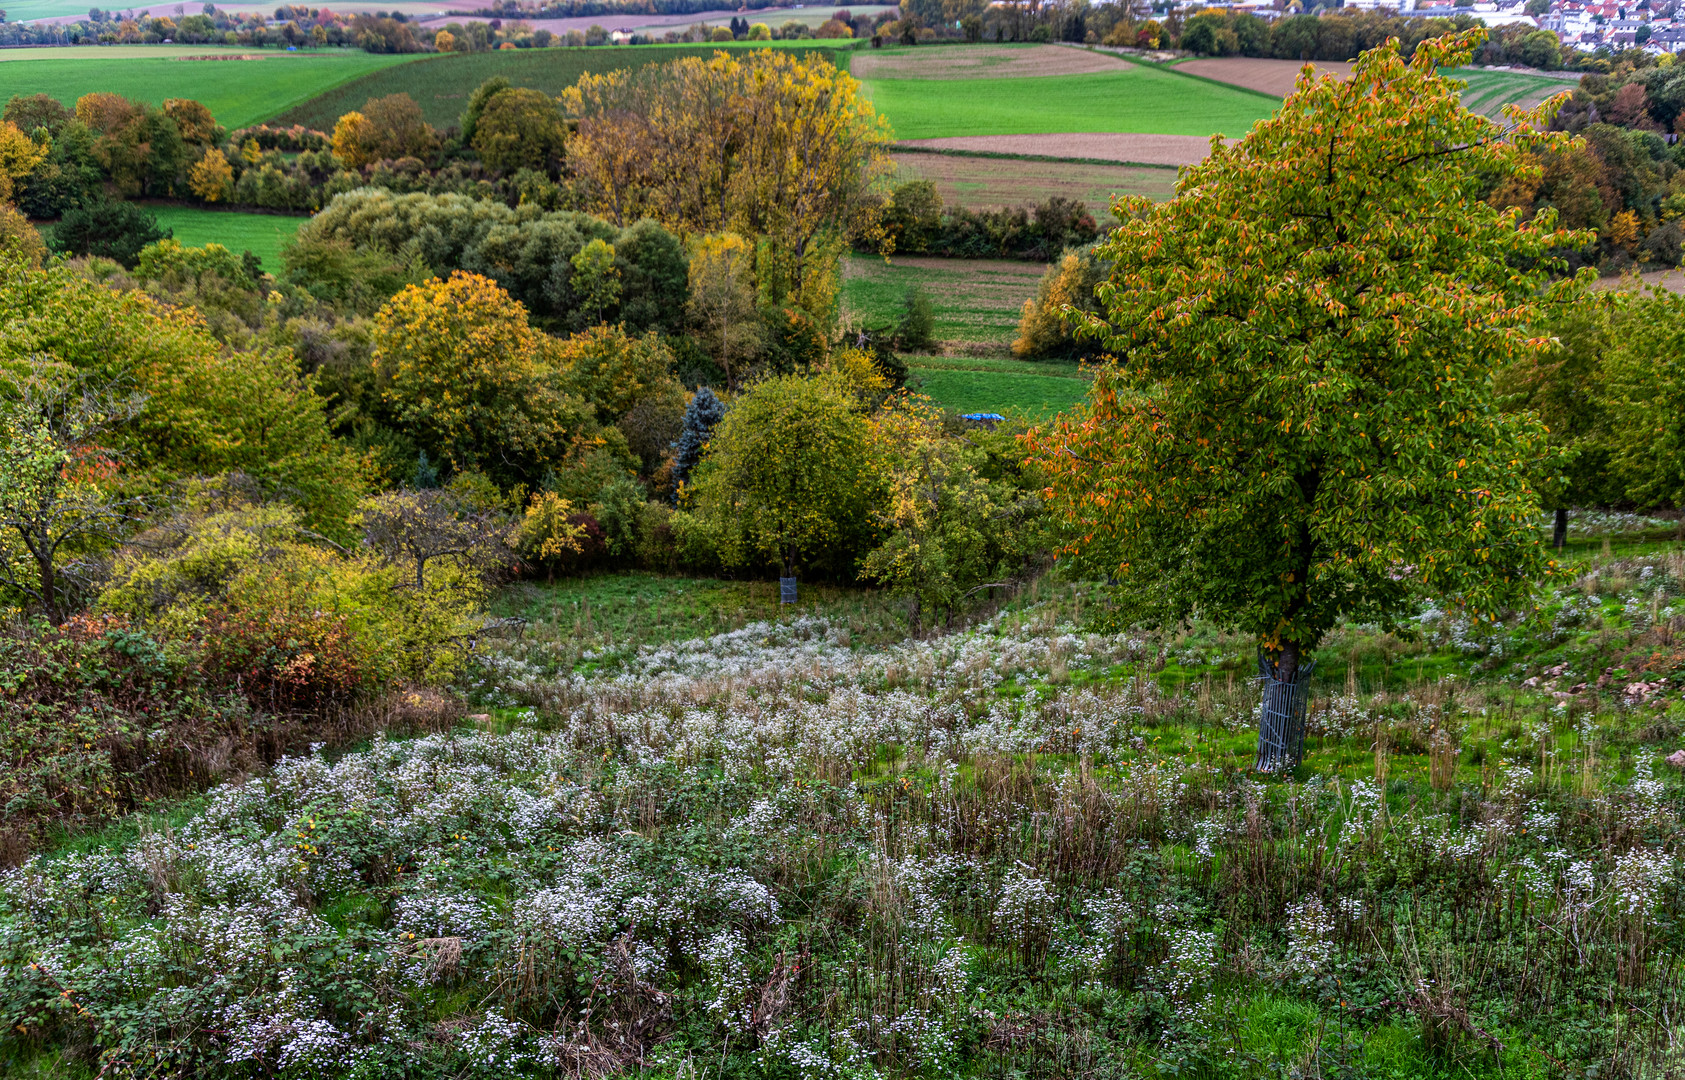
[
  {"x1": 1553, "y1": 507, "x2": 1568, "y2": 551},
  {"x1": 36, "y1": 554, "x2": 55, "y2": 623},
  {"x1": 1256, "y1": 642, "x2": 1317, "y2": 773}
]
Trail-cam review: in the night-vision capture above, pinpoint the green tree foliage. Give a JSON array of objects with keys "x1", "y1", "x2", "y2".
[
  {"x1": 5, "y1": 96, "x2": 101, "y2": 219},
  {"x1": 295, "y1": 190, "x2": 689, "y2": 334},
  {"x1": 100, "y1": 482, "x2": 485, "y2": 691},
  {"x1": 862, "y1": 400, "x2": 1042, "y2": 632},
  {"x1": 1601, "y1": 288, "x2": 1685, "y2": 509},
  {"x1": 470, "y1": 86, "x2": 569, "y2": 174},
  {"x1": 0, "y1": 255, "x2": 364, "y2": 532},
  {"x1": 1025, "y1": 33, "x2": 1585, "y2": 693},
  {"x1": 458, "y1": 76, "x2": 511, "y2": 148},
  {"x1": 569, "y1": 237, "x2": 620, "y2": 325},
  {"x1": 370, "y1": 270, "x2": 589, "y2": 488},
  {"x1": 0, "y1": 366, "x2": 146, "y2": 618},
  {"x1": 74, "y1": 92, "x2": 186, "y2": 197},
  {"x1": 686, "y1": 232, "x2": 761, "y2": 390},
  {"x1": 1497, "y1": 298, "x2": 1618, "y2": 547},
  {"x1": 686, "y1": 372, "x2": 879, "y2": 577},
  {"x1": 48, "y1": 199, "x2": 170, "y2": 268},
  {"x1": 356, "y1": 92, "x2": 439, "y2": 162},
  {"x1": 555, "y1": 323, "x2": 678, "y2": 425}
]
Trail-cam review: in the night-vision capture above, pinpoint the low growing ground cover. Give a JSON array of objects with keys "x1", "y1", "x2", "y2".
[
  {"x1": 3, "y1": 523, "x2": 1683, "y2": 1077},
  {"x1": 1172, "y1": 57, "x2": 1573, "y2": 120},
  {"x1": 0, "y1": 47, "x2": 422, "y2": 129},
  {"x1": 1454, "y1": 66, "x2": 1579, "y2": 117},
  {"x1": 905, "y1": 356, "x2": 1089, "y2": 419}
]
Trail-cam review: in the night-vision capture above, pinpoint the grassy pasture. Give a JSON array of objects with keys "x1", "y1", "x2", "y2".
[
  {"x1": 860, "y1": 56, "x2": 1279, "y2": 140},
  {"x1": 145, "y1": 205, "x2": 306, "y2": 269},
  {"x1": 271, "y1": 41, "x2": 850, "y2": 131},
  {"x1": 1173, "y1": 55, "x2": 1576, "y2": 120},
  {"x1": 1454, "y1": 65, "x2": 1578, "y2": 117},
  {"x1": 841, "y1": 253, "x2": 1089, "y2": 418},
  {"x1": 0, "y1": 47, "x2": 422, "y2": 129},
  {"x1": 842, "y1": 253, "x2": 1044, "y2": 345},
  {"x1": 908, "y1": 355, "x2": 1089, "y2": 418}
]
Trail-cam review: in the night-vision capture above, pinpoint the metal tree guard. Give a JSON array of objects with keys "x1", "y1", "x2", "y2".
[{"x1": 1255, "y1": 650, "x2": 1317, "y2": 772}]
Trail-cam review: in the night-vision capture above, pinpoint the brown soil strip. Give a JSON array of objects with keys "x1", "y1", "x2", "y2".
[
  {"x1": 851, "y1": 44, "x2": 1128, "y2": 81},
  {"x1": 1176, "y1": 57, "x2": 1355, "y2": 97},
  {"x1": 896, "y1": 132, "x2": 1213, "y2": 167},
  {"x1": 891, "y1": 150, "x2": 1176, "y2": 212}
]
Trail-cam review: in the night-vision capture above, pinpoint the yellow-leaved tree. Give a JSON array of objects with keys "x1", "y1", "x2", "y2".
[
  {"x1": 562, "y1": 49, "x2": 893, "y2": 322},
  {"x1": 332, "y1": 110, "x2": 376, "y2": 168},
  {"x1": 370, "y1": 271, "x2": 591, "y2": 487},
  {"x1": 0, "y1": 119, "x2": 46, "y2": 204},
  {"x1": 188, "y1": 147, "x2": 234, "y2": 202}
]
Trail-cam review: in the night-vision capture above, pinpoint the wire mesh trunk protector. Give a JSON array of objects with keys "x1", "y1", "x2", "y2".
[
  {"x1": 779, "y1": 577, "x2": 797, "y2": 605},
  {"x1": 1255, "y1": 650, "x2": 1317, "y2": 772}
]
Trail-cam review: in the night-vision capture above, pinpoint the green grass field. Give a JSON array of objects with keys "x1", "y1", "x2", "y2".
[
  {"x1": 1453, "y1": 66, "x2": 1578, "y2": 118},
  {"x1": 0, "y1": 47, "x2": 422, "y2": 129},
  {"x1": 908, "y1": 355, "x2": 1089, "y2": 418},
  {"x1": 841, "y1": 255, "x2": 1089, "y2": 417},
  {"x1": 145, "y1": 205, "x2": 306, "y2": 269},
  {"x1": 842, "y1": 253, "x2": 1044, "y2": 345},
  {"x1": 273, "y1": 42, "x2": 851, "y2": 130},
  {"x1": 861, "y1": 63, "x2": 1277, "y2": 140}
]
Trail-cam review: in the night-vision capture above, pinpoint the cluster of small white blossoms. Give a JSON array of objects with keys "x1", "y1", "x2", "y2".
[
  {"x1": 1284, "y1": 896, "x2": 1334, "y2": 976},
  {"x1": 5, "y1": 597, "x2": 1683, "y2": 1076}
]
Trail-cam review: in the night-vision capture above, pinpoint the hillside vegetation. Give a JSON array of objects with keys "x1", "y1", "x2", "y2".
[
  {"x1": 273, "y1": 42, "x2": 851, "y2": 130},
  {"x1": 0, "y1": 49, "x2": 422, "y2": 129}
]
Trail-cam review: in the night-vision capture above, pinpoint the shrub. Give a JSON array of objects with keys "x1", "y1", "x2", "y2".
[
  {"x1": 895, "y1": 286, "x2": 936, "y2": 352},
  {"x1": 48, "y1": 198, "x2": 170, "y2": 267},
  {"x1": 687, "y1": 371, "x2": 881, "y2": 578},
  {"x1": 1013, "y1": 245, "x2": 1110, "y2": 359},
  {"x1": 370, "y1": 270, "x2": 591, "y2": 487}
]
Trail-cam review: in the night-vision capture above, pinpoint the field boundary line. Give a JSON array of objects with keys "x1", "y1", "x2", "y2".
[
  {"x1": 259, "y1": 52, "x2": 447, "y2": 127},
  {"x1": 892, "y1": 144, "x2": 1182, "y2": 170}
]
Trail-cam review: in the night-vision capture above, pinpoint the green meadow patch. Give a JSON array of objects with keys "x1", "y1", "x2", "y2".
[
  {"x1": 273, "y1": 42, "x2": 853, "y2": 130},
  {"x1": 860, "y1": 61, "x2": 1278, "y2": 141},
  {"x1": 0, "y1": 47, "x2": 422, "y2": 129},
  {"x1": 145, "y1": 206, "x2": 307, "y2": 269}
]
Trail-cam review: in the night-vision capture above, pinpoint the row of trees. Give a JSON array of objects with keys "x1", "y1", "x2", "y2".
[{"x1": 1170, "y1": 9, "x2": 1565, "y2": 68}]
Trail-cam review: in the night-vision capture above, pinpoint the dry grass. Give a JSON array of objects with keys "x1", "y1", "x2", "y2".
[
  {"x1": 1175, "y1": 57, "x2": 1356, "y2": 97},
  {"x1": 896, "y1": 132, "x2": 1212, "y2": 167},
  {"x1": 890, "y1": 149, "x2": 1176, "y2": 212},
  {"x1": 852, "y1": 43, "x2": 1127, "y2": 80}
]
